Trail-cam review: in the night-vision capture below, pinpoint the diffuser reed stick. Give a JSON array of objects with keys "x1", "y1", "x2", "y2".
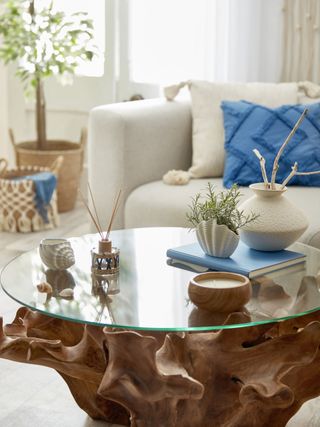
[
  {"x1": 106, "y1": 189, "x2": 121, "y2": 241},
  {"x1": 87, "y1": 183, "x2": 103, "y2": 235},
  {"x1": 79, "y1": 185, "x2": 121, "y2": 241},
  {"x1": 79, "y1": 188, "x2": 103, "y2": 240}
]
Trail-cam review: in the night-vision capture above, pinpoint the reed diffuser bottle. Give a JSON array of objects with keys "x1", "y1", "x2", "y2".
[
  {"x1": 91, "y1": 239, "x2": 120, "y2": 276},
  {"x1": 81, "y1": 186, "x2": 121, "y2": 277}
]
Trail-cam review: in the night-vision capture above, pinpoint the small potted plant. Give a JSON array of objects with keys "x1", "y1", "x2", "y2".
[
  {"x1": 186, "y1": 183, "x2": 258, "y2": 258},
  {"x1": 0, "y1": 0, "x2": 97, "y2": 212}
]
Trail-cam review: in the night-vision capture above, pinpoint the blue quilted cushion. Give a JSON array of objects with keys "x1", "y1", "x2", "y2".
[{"x1": 221, "y1": 100, "x2": 320, "y2": 188}]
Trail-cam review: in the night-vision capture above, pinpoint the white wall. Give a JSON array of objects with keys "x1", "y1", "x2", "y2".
[{"x1": 7, "y1": 69, "x2": 116, "y2": 142}]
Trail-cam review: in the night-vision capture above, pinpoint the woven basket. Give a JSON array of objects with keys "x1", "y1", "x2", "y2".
[
  {"x1": 9, "y1": 129, "x2": 86, "y2": 213},
  {"x1": 0, "y1": 158, "x2": 62, "y2": 233}
]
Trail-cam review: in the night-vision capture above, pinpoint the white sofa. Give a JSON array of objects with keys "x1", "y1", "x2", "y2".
[{"x1": 88, "y1": 98, "x2": 320, "y2": 249}]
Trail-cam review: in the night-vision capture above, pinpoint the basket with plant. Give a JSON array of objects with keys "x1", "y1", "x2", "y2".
[{"x1": 0, "y1": 0, "x2": 97, "y2": 211}]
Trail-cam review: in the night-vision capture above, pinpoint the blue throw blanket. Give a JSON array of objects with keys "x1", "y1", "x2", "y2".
[{"x1": 14, "y1": 172, "x2": 57, "y2": 223}]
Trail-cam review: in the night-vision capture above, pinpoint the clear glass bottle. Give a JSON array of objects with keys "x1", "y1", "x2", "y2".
[{"x1": 91, "y1": 239, "x2": 120, "y2": 277}]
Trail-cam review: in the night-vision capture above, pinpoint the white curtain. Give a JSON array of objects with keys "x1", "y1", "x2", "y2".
[
  {"x1": 281, "y1": 0, "x2": 320, "y2": 83},
  {"x1": 227, "y1": 0, "x2": 283, "y2": 82},
  {"x1": 0, "y1": 3, "x2": 9, "y2": 161},
  {"x1": 0, "y1": 63, "x2": 9, "y2": 160},
  {"x1": 128, "y1": 0, "x2": 284, "y2": 85}
]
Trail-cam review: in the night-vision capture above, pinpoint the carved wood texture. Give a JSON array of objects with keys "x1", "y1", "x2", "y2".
[{"x1": 1, "y1": 307, "x2": 320, "y2": 427}]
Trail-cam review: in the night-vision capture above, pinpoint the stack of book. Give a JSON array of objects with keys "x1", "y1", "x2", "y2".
[{"x1": 166, "y1": 241, "x2": 306, "y2": 278}]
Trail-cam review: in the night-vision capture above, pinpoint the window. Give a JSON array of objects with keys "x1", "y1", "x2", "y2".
[{"x1": 128, "y1": 0, "x2": 229, "y2": 85}]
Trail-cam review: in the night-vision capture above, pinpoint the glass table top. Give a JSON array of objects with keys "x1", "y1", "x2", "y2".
[{"x1": 1, "y1": 227, "x2": 320, "y2": 331}]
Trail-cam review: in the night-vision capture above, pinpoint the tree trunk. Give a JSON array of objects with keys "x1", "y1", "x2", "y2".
[
  {"x1": 36, "y1": 78, "x2": 47, "y2": 150},
  {"x1": 29, "y1": 1, "x2": 46, "y2": 150}
]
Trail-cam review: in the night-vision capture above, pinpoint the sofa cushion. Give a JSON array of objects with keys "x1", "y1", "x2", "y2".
[
  {"x1": 125, "y1": 179, "x2": 320, "y2": 247},
  {"x1": 186, "y1": 81, "x2": 298, "y2": 178},
  {"x1": 222, "y1": 100, "x2": 320, "y2": 188}
]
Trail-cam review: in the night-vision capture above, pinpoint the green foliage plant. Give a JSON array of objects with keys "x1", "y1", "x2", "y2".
[
  {"x1": 186, "y1": 183, "x2": 259, "y2": 235},
  {"x1": 0, "y1": 0, "x2": 97, "y2": 149}
]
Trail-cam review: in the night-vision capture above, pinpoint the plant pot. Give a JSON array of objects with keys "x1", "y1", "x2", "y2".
[
  {"x1": 10, "y1": 129, "x2": 86, "y2": 213},
  {"x1": 196, "y1": 219, "x2": 240, "y2": 258},
  {"x1": 239, "y1": 183, "x2": 309, "y2": 251}
]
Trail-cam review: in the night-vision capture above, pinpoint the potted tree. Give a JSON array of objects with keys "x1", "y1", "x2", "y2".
[{"x1": 0, "y1": 0, "x2": 96, "y2": 211}]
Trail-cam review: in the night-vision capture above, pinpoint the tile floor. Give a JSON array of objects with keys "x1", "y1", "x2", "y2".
[
  {"x1": 0, "y1": 205, "x2": 122, "y2": 426},
  {"x1": 0, "y1": 204, "x2": 319, "y2": 426}
]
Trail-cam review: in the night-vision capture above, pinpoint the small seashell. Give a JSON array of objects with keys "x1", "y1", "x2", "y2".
[
  {"x1": 39, "y1": 238, "x2": 75, "y2": 270},
  {"x1": 37, "y1": 282, "x2": 53, "y2": 293},
  {"x1": 59, "y1": 288, "x2": 74, "y2": 298}
]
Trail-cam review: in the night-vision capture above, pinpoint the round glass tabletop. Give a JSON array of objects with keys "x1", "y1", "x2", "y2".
[{"x1": 1, "y1": 227, "x2": 320, "y2": 331}]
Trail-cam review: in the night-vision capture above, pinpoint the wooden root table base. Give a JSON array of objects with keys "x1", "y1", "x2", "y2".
[{"x1": 1, "y1": 308, "x2": 320, "y2": 427}]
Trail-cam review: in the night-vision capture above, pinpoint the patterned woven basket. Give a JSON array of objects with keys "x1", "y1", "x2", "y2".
[
  {"x1": 0, "y1": 157, "x2": 62, "y2": 233},
  {"x1": 9, "y1": 128, "x2": 86, "y2": 213}
]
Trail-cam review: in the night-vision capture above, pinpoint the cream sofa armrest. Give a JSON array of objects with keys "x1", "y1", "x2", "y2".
[{"x1": 88, "y1": 98, "x2": 192, "y2": 229}]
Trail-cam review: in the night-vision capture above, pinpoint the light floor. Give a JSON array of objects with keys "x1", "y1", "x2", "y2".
[{"x1": 0, "y1": 204, "x2": 319, "y2": 426}]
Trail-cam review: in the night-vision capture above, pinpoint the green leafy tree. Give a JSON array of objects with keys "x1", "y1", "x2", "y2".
[{"x1": 0, "y1": 0, "x2": 97, "y2": 149}]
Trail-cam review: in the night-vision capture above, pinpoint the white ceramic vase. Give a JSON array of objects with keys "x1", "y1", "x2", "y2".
[
  {"x1": 196, "y1": 219, "x2": 240, "y2": 258},
  {"x1": 239, "y1": 183, "x2": 309, "y2": 251}
]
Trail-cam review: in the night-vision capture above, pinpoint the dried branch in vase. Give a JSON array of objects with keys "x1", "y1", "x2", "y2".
[
  {"x1": 270, "y1": 108, "x2": 308, "y2": 189},
  {"x1": 253, "y1": 108, "x2": 320, "y2": 190},
  {"x1": 253, "y1": 149, "x2": 269, "y2": 189},
  {"x1": 281, "y1": 163, "x2": 320, "y2": 189}
]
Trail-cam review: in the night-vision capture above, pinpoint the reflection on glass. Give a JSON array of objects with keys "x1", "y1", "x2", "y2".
[
  {"x1": 92, "y1": 273, "x2": 120, "y2": 296},
  {"x1": 45, "y1": 269, "x2": 76, "y2": 297},
  {"x1": 1, "y1": 229, "x2": 320, "y2": 331},
  {"x1": 188, "y1": 306, "x2": 251, "y2": 328}
]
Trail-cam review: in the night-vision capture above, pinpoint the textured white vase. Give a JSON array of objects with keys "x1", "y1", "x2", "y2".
[
  {"x1": 196, "y1": 219, "x2": 240, "y2": 258},
  {"x1": 239, "y1": 183, "x2": 309, "y2": 251}
]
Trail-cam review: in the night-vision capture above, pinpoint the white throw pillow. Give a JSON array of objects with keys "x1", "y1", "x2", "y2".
[{"x1": 165, "y1": 80, "x2": 298, "y2": 179}]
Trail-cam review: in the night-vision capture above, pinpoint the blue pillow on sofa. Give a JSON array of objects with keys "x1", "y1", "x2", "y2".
[{"x1": 221, "y1": 100, "x2": 320, "y2": 188}]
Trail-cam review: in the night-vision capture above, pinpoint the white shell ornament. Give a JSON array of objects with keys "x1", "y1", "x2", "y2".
[
  {"x1": 196, "y1": 219, "x2": 239, "y2": 258},
  {"x1": 39, "y1": 238, "x2": 75, "y2": 270}
]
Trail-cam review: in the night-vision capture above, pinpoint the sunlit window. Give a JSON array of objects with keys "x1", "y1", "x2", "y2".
[{"x1": 129, "y1": 0, "x2": 219, "y2": 84}]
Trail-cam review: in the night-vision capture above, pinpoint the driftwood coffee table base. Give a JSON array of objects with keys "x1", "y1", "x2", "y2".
[{"x1": 1, "y1": 307, "x2": 320, "y2": 427}]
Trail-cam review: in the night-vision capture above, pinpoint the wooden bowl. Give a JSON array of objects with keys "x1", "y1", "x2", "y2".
[{"x1": 188, "y1": 272, "x2": 251, "y2": 313}]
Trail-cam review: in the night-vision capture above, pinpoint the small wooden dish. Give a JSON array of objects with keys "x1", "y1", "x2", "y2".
[{"x1": 188, "y1": 272, "x2": 251, "y2": 313}]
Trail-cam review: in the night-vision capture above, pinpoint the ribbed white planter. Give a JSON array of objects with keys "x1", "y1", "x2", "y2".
[
  {"x1": 196, "y1": 219, "x2": 239, "y2": 258},
  {"x1": 239, "y1": 183, "x2": 309, "y2": 251}
]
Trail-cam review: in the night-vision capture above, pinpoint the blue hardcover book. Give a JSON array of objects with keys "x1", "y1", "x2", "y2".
[{"x1": 166, "y1": 241, "x2": 306, "y2": 278}]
